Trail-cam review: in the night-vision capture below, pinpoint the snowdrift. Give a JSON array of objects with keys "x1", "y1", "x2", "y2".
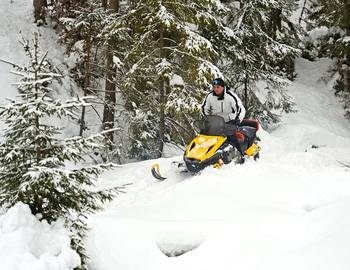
[{"x1": 0, "y1": 203, "x2": 80, "y2": 270}]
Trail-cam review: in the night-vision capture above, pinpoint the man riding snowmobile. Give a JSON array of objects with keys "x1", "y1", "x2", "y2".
[
  {"x1": 151, "y1": 78, "x2": 260, "y2": 180},
  {"x1": 201, "y1": 78, "x2": 249, "y2": 155}
]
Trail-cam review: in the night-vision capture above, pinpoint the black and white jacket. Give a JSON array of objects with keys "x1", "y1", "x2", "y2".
[{"x1": 201, "y1": 87, "x2": 246, "y2": 123}]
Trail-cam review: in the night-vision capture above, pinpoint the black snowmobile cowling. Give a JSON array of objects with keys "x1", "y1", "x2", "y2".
[{"x1": 151, "y1": 115, "x2": 261, "y2": 180}]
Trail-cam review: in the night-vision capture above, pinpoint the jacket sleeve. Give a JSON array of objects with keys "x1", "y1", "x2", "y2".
[
  {"x1": 228, "y1": 92, "x2": 246, "y2": 122},
  {"x1": 201, "y1": 93, "x2": 211, "y2": 116}
]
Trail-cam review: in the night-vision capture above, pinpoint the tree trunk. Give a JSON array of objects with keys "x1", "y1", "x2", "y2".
[
  {"x1": 102, "y1": 0, "x2": 107, "y2": 9},
  {"x1": 33, "y1": 37, "x2": 43, "y2": 216},
  {"x1": 243, "y1": 61, "x2": 249, "y2": 110},
  {"x1": 102, "y1": 46, "x2": 116, "y2": 138},
  {"x1": 268, "y1": 8, "x2": 281, "y2": 39},
  {"x1": 34, "y1": 69, "x2": 41, "y2": 163},
  {"x1": 158, "y1": 80, "x2": 166, "y2": 158},
  {"x1": 102, "y1": 0, "x2": 119, "y2": 144},
  {"x1": 80, "y1": 36, "x2": 92, "y2": 136},
  {"x1": 109, "y1": 0, "x2": 119, "y2": 10},
  {"x1": 157, "y1": 25, "x2": 166, "y2": 158},
  {"x1": 344, "y1": 0, "x2": 350, "y2": 93},
  {"x1": 33, "y1": 0, "x2": 47, "y2": 24},
  {"x1": 299, "y1": 0, "x2": 307, "y2": 24}
]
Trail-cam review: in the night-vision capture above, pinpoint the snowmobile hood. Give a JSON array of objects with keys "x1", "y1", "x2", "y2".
[{"x1": 185, "y1": 134, "x2": 226, "y2": 161}]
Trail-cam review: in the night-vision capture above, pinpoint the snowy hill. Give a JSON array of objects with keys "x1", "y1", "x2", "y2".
[
  {"x1": 1, "y1": 1, "x2": 350, "y2": 270},
  {"x1": 87, "y1": 58, "x2": 350, "y2": 270},
  {"x1": 0, "y1": 0, "x2": 72, "y2": 99}
]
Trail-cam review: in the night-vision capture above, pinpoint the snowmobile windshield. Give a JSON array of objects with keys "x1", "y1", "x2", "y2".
[{"x1": 199, "y1": 115, "x2": 226, "y2": 136}]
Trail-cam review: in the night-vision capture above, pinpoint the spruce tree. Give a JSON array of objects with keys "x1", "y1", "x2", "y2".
[
  {"x1": 308, "y1": 0, "x2": 350, "y2": 119},
  {"x1": 217, "y1": 0, "x2": 300, "y2": 127},
  {"x1": 60, "y1": 1, "x2": 125, "y2": 162},
  {"x1": 113, "y1": 0, "x2": 227, "y2": 159},
  {"x1": 60, "y1": 2, "x2": 109, "y2": 136},
  {"x1": 0, "y1": 33, "x2": 123, "y2": 269}
]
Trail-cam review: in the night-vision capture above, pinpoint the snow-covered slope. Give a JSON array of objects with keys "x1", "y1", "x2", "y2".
[
  {"x1": 1, "y1": 1, "x2": 350, "y2": 270},
  {"x1": 0, "y1": 0, "x2": 72, "y2": 99},
  {"x1": 87, "y1": 58, "x2": 350, "y2": 270},
  {"x1": 0, "y1": 0, "x2": 83, "y2": 138}
]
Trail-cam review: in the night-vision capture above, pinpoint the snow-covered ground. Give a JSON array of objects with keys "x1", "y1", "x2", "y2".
[
  {"x1": 1, "y1": 1, "x2": 350, "y2": 270},
  {"x1": 0, "y1": 203, "x2": 80, "y2": 270},
  {"x1": 0, "y1": 0, "x2": 80, "y2": 137},
  {"x1": 86, "y1": 58, "x2": 350, "y2": 270},
  {"x1": 0, "y1": 0, "x2": 73, "y2": 100}
]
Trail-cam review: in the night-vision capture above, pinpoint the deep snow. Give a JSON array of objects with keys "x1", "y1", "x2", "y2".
[
  {"x1": 1, "y1": 1, "x2": 350, "y2": 270},
  {"x1": 0, "y1": 203, "x2": 80, "y2": 270},
  {"x1": 86, "y1": 58, "x2": 350, "y2": 270}
]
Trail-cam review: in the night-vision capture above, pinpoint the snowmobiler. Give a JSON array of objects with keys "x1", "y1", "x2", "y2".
[
  {"x1": 151, "y1": 115, "x2": 261, "y2": 180},
  {"x1": 201, "y1": 78, "x2": 246, "y2": 124}
]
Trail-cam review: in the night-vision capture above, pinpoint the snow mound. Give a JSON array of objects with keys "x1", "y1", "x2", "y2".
[
  {"x1": 0, "y1": 203, "x2": 80, "y2": 270},
  {"x1": 155, "y1": 227, "x2": 205, "y2": 257}
]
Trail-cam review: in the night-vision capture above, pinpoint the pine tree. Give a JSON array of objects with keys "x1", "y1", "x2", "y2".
[
  {"x1": 60, "y1": 2, "x2": 109, "y2": 136},
  {"x1": 308, "y1": 0, "x2": 350, "y2": 118},
  {"x1": 113, "y1": 0, "x2": 227, "y2": 159},
  {"x1": 217, "y1": 0, "x2": 300, "y2": 127},
  {"x1": 0, "y1": 33, "x2": 123, "y2": 269},
  {"x1": 59, "y1": 1, "x2": 126, "y2": 162}
]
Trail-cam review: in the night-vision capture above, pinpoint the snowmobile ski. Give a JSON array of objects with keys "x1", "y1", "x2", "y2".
[
  {"x1": 151, "y1": 164, "x2": 167, "y2": 181},
  {"x1": 151, "y1": 161, "x2": 189, "y2": 180}
]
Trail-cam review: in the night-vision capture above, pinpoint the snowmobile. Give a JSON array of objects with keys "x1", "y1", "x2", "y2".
[{"x1": 151, "y1": 115, "x2": 261, "y2": 180}]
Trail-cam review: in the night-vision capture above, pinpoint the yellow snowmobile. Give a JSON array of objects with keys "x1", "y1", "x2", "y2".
[{"x1": 151, "y1": 115, "x2": 261, "y2": 180}]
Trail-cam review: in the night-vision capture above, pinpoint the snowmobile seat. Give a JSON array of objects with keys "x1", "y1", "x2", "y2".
[{"x1": 240, "y1": 119, "x2": 259, "y2": 131}]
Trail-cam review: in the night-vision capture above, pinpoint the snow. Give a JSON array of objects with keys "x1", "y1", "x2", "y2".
[
  {"x1": 1, "y1": 1, "x2": 350, "y2": 270},
  {"x1": 184, "y1": 29, "x2": 213, "y2": 53},
  {"x1": 308, "y1": 26, "x2": 329, "y2": 41},
  {"x1": 86, "y1": 58, "x2": 350, "y2": 270},
  {"x1": 170, "y1": 74, "x2": 184, "y2": 86},
  {"x1": 0, "y1": 0, "x2": 79, "y2": 138},
  {"x1": 290, "y1": 0, "x2": 306, "y2": 25},
  {"x1": 0, "y1": 203, "x2": 80, "y2": 270},
  {"x1": 113, "y1": 55, "x2": 123, "y2": 69},
  {"x1": 156, "y1": 5, "x2": 175, "y2": 28},
  {"x1": 341, "y1": 36, "x2": 350, "y2": 44},
  {"x1": 0, "y1": 0, "x2": 70, "y2": 99}
]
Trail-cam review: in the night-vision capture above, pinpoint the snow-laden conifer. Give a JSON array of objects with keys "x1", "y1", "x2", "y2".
[
  {"x1": 307, "y1": 0, "x2": 350, "y2": 119},
  {"x1": 60, "y1": 1, "x2": 127, "y2": 162},
  {"x1": 0, "y1": 33, "x2": 123, "y2": 269},
  {"x1": 217, "y1": 0, "x2": 300, "y2": 127},
  {"x1": 110, "y1": 0, "x2": 227, "y2": 158}
]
